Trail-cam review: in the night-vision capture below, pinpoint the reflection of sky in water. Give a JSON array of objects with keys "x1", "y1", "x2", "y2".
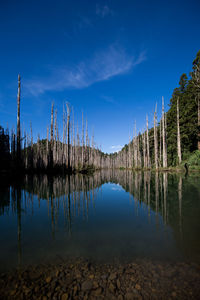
[{"x1": 0, "y1": 172, "x2": 200, "y2": 271}]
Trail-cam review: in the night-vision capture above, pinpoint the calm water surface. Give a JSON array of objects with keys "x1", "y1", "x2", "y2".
[{"x1": 0, "y1": 170, "x2": 200, "y2": 271}]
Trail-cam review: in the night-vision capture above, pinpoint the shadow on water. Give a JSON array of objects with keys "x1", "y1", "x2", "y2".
[{"x1": 0, "y1": 170, "x2": 200, "y2": 271}]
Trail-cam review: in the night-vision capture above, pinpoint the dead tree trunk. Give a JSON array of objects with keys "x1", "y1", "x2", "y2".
[
  {"x1": 146, "y1": 115, "x2": 150, "y2": 168},
  {"x1": 134, "y1": 121, "x2": 138, "y2": 168},
  {"x1": 46, "y1": 126, "x2": 49, "y2": 168},
  {"x1": 53, "y1": 110, "x2": 57, "y2": 165},
  {"x1": 159, "y1": 117, "x2": 162, "y2": 166},
  {"x1": 82, "y1": 111, "x2": 84, "y2": 168},
  {"x1": 17, "y1": 74, "x2": 21, "y2": 162},
  {"x1": 128, "y1": 134, "x2": 131, "y2": 169},
  {"x1": 142, "y1": 131, "x2": 147, "y2": 168},
  {"x1": 66, "y1": 103, "x2": 71, "y2": 169},
  {"x1": 72, "y1": 109, "x2": 76, "y2": 170},
  {"x1": 86, "y1": 119, "x2": 89, "y2": 167},
  {"x1": 50, "y1": 103, "x2": 54, "y2": 168},
  {"x1": 154, "y1": 104, "x2": 158, "y2": 169},
  {"x1": 30, "y1": 122, "x2": 33, "y2": 169},
  {"x1": 177, "y1": 97, "x2": 182, "y2": 164},
  {"x1": 77, "y1": 122, "x2": 80, "y2": 168},
  {"x1": 162, "y1": 97, "x2": 167, "y2": 168}
]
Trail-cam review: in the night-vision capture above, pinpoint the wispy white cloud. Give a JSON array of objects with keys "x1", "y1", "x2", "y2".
[
  {"x1": 25, "y1": 46, "x2": 146, "y2": 96},
  {"x1": 96, "y1": 4, "x2": 114, "y2": 18},
  {"x1": 110, "y1": 145, "x2": 123, "y2": 152}
]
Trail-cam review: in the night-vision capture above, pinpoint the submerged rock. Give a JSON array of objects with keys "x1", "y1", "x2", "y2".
[{"x1": 81, "y1": 280, "x2": 93, "y2": 291}]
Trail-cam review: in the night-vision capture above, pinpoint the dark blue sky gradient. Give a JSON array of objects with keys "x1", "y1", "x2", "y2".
[{"x1": 0, "y1": 0, "x2": 200, "y2": 152}]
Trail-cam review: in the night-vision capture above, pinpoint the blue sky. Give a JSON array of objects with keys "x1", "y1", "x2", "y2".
[{"x1": 0, "y1": 0, "x2": 200, "y2": 153}]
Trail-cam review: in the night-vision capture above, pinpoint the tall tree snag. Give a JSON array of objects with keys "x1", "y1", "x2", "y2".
[
  {"x1": 177, "y1": 97, "x2": 182, "y2": 163},
  {"x1": 66, "y1": 103, "x2": 71, "y2": 169},
  {"x1": 162, "y1": 97, "x2": 167, "y2": 168},
  {"x1": 154, "y1": 104, "x2": 158, "y2": 169},
  {"x1": 17, "y1": 74, "x2": 21, "y2": 161}
]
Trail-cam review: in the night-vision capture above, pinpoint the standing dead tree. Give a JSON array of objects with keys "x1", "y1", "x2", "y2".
[
  {"x1": 177, "y1": 97, "x2": 182, "y2": 164},
  {"x1": 66, "y1": 103, "x2": 71, "y2": 170},
  {"x1": 162, "y1": 97, "x2": 167, "y2": 168},
  {"x1": 17, "y1": 74, "x2": 21, "y2": 162},
  {"x1": 50, "y1": 102, "x2": 54, "y2": 168},
  {"x1": 146, "y1": 115, "x2": 150, "y2": 168},
  {"x1": 154, "y1": 104, "x2": 158, "y2": 169}
]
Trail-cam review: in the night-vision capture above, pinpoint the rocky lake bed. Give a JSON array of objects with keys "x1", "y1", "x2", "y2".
[{"x1": 0, "y1": 257, "x2": 200, "y2": 300}]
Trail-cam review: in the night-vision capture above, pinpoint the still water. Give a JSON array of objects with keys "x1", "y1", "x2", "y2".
[{"x1": 0, "y1": 170, "x2": 200, "y2": 271}]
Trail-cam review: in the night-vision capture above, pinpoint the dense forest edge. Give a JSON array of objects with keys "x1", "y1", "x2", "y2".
[{"x1": 0, "y1": 50, "x2": 200, "y2": 174}]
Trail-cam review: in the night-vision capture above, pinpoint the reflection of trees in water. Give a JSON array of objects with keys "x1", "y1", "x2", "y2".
[
  {"x1": 1, "y1": 171, "x2": 200, "y2": 266},
  {"x1": 0, "y1": 171, "x2": 186, "y2": 230}
]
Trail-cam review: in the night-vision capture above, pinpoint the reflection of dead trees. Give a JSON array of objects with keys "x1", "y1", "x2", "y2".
[
  {"x1": 178, "y1": 176, "x2": 183, "y2": 238},
  {"x1": 2, "y1": 169, "x2": 187, "y2": 261},
  {"x1": 163, "y1": 173, "x2": 168, "y2": 224},
  {"x1": 155, "y1": 172, "x2": 159, "y2": 214}
]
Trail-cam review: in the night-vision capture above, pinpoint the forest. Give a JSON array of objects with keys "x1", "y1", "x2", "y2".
[{"x1": 0, "y1": 50, "x2": 200, "y2": 174}]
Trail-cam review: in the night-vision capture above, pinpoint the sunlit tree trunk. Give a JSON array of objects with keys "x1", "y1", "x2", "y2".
[
  {"x1": 162, "y1": 97, "x2": 167, "y2": 168},
  {"x1": 134, "y1": 121, "x2": 138, "y2": 168},
  {"x1": 46, "y1": 126, "x2": 49, "y2": 168},
  {"x1": 137, "y1": 134, "x2": 141, "y2": 168},
  {"x1": 159, "y1": 118, "x2": 162, "y2": 167},
  {"x1": 72, "y1": 109, "x2": 76, "y2": 170},
  {"x1": 77, "y1": 122, "x2": 80, "y2": 168},
  {"x1": 154, "y1": 104, "x2": 158, "y2": 169},
  {"x1": 177, "y1": 97, "x2": 182, "y2": 164},
  {"x1": 91, "y1": 130, "x2": 94, "y2": 167},
  {"x1": 146, "y1": 115, "x2": 150, "y2": 168},
  {"x1": 142, "y1": 131, "x2": 147, "y2": 168},
  {"x1": 128, "y1": 134, "x2": 131, "y2": 168},
  {"x1": 86, "y1": 119, "x2": 89, "y2": 167},
  {"x1": 82, "y1": 112, "x2": 84, "y2": 168}
]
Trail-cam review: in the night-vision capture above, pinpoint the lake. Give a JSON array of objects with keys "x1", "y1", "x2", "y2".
[{"x1": 0, "y1": 170, "x2": 200, "y2": 272}]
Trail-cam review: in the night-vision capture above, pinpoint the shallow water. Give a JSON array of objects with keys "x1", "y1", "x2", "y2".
[{"x1": 0, "y1": 170, "x2": 200, "y2": 271}]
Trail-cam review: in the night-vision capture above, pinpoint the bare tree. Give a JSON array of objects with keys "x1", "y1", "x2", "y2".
[
  {"x1": 66, "y1": 103, "x2": 71, "y2": 169},
  {"x1": 162, "y1": 97, "x2": 167, "y2": 168},
  {"x1": 17, "y1": 75, "x2": 21, "y2": 161},
  {"x1": 177, "y1": 97, "x2": 182, "y2": 164},
  {"x1": 82, "y1": 111, "x2": 84, "y2": 168},
  {"x1": 46, "y1": 126, "x2": 49, "y2": 167},
  {"x1": 154, "y1": 104, "x2": 158, "y2": 169},
  {"x1": 146, "y1": 115, "x2": 150, "y2": 168}
]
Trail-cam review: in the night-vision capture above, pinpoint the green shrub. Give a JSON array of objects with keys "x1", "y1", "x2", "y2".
[{"x1": 188, "y1": 150, "x2": 200, "y2": 166}]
